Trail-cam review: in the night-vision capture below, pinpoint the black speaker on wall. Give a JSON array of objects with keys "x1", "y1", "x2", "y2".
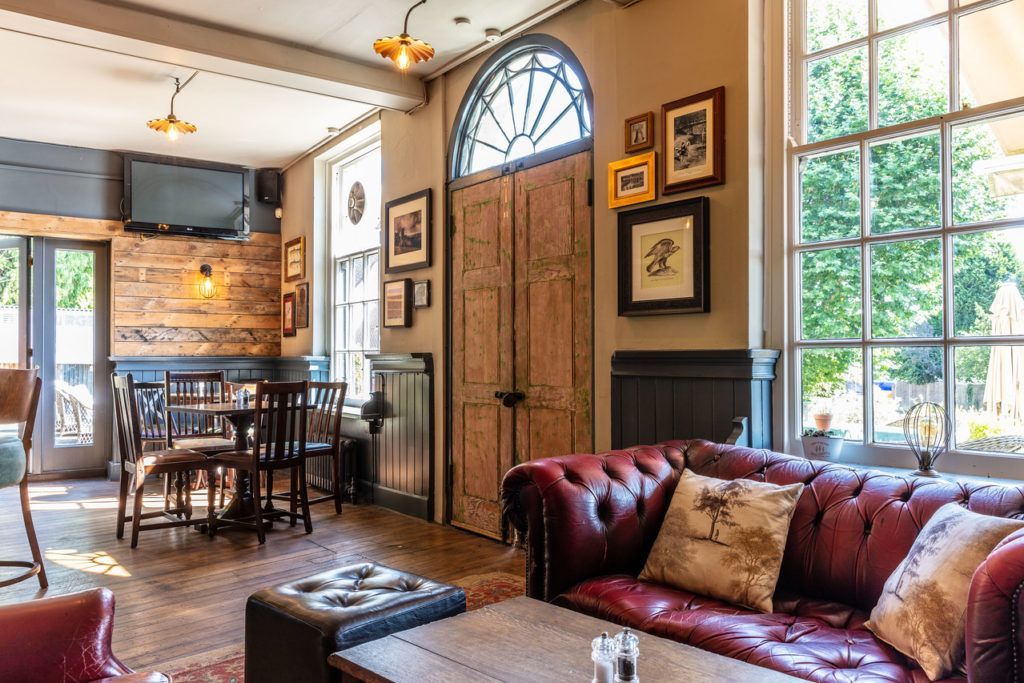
[{"x1": 256, "y1": 169, "x2": 281, "y2": 205}]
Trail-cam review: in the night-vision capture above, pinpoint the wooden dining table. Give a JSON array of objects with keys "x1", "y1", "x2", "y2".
[{"x1": 168, "y1": 400, "x2": 259, "y2": 524}]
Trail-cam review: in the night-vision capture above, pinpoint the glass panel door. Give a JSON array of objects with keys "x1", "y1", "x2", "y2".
[
  {"x1": 0, "y1": 237, "x2": 28, "y2": 441},
  {"x1": 35, "y1": 239, "x2": 110, "y2": 474}
]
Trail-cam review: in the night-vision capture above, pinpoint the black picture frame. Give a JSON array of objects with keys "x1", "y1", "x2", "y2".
[
  {"x1": 383, "y1": 278, "x2": 413, "y2": 328},
  {"x1": 618, "y1": 197, "x2": 710, "y2": 316},
  {"x1": 413, "y1": 280, "x2": 431, "y2": 308},
  {"x1": 384, "y1": 188, "x2": 432, "y2": 274}
]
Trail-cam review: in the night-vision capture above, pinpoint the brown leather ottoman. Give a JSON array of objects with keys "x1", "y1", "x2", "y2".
[{"x1": 244, "y1": 562, "x2": 466, "y2": 683}]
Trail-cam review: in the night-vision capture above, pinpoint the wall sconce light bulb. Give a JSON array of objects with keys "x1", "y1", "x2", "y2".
[{"x1": 199, "y1": 263, "x2": 215, "y2": 299}]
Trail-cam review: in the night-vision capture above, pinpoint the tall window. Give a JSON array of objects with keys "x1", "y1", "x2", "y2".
[
  {"x1": 791, "y1": 0, "x2": 1024, "y2": 456},
  {"x1": 453, "y1": 42, "x2": 591, "y2": 178},
  {"x1": 330, "y1": 142, "x2": 381, "y2": 402}
]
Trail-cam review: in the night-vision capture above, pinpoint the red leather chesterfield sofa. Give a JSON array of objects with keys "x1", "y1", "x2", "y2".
[
  {"x1": 0, "y1": 587, "x2": 167, "y2": 682},
  {"x1": 501, "y1": 439, "x2": 1024, "y2": 682}
]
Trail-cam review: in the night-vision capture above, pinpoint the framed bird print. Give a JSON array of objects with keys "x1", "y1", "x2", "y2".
[{"x1": 618, "y1": 196, "x2": 710, "y2": 316}]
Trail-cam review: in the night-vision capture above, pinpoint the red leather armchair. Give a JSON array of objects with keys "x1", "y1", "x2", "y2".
[
  {"x1": 502, "y1": 440, "x2": 1024, "y2": 682},
  {"x1": 0, "y1": 587, "x2": 167, "y2": 682}
]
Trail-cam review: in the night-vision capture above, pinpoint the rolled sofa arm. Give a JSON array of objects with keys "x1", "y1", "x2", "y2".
[
  {"x1": 0, "y1": 587, "x2": 140, "y2": 683},
  {"x1": 500, "y1": 443, "x2": 686, "y2": 602},
  {"x1": 966, "y1": 528, "x2": 1024, "y2": 682}
]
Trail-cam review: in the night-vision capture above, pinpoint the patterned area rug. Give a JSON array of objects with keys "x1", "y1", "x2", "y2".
[{"x1": 167, "y1": 571, "x2": 524, "y2": 682}]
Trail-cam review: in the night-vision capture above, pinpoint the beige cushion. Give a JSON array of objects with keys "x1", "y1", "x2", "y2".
[
  {"x1": 865, "y1": 503, "x2": 1024, "y2": 680},
  {"x1": 639, "y1": 469, "x2": 803, "y2": 612}
]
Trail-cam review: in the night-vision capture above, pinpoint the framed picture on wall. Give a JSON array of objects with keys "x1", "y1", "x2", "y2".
[
  {"x1": 413, "y1": 280, "x2": 431, "y2": 308},
  {"x1": 608, "y1": 152, "x2": 656, "y2": 209},
  {"x1": 384, "y1": 189, "x2": 432, "y2": 274},
  {"x1": 618, "y1": 196, "x2": 710, "y2": 316},
  {"x1": 284, "y1": 236, "x2": 305, "y2": 282},
  {"x1": 383, "y1": 278, "x2": 412, "y2": 328},
  {"x1": 295, "y1": 282, "x2": 309, "y2": 328},
  {"x1": 624, "y1": 111, "x2": 654, "y2": 153},
  {"x1": 661, "y1": 86, "x2": 725, "y2": 194},
  {"x1": 282, "y1": 291, "x2": 297, "y2": 336}
]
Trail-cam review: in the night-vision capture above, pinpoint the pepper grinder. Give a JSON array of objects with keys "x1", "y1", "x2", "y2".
[
  {"x1": 613, "y1": 627, "x2": 639, "y2": 683},
  {"x1": 591, "y1": 632, "x2": 615, "y2": 683}
]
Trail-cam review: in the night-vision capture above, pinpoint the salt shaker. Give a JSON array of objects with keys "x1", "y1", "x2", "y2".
[
  {"x1": 613, "y1": 627, "x2": 639, "y2": 683},
  {"x1": 591, "y1": 632, "x2": 615, "y2": 683}
]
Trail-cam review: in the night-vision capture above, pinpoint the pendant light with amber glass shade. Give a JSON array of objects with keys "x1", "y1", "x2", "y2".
[
  {"x1": 147, "y1": 72, "x2": 199, "y2": 141},
  {"x1": 373, "y1": 0, "x2": 434, "y2": 72}
]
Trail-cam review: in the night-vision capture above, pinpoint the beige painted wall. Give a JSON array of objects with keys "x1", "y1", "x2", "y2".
[
  {"x1": 379, "y1": 0, "x2": 765, "y2": 520},
  {"x1": 281, "y1": 0, "x2": 766, "y2": 521}
]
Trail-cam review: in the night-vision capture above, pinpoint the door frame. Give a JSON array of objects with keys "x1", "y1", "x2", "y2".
[
  {"x1": 443, "y1": 34, "x2": 596, "y2": 528},
  {"x1": 33, "y1": 238, "x2": 112, "y2": 477}
]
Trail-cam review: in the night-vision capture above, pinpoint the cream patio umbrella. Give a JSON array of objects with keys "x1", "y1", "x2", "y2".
[{"x1": 984, "y1": 279, "x2": 1024, "y2": 422}]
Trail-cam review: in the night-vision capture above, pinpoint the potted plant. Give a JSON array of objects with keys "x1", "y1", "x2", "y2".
[
  {"x1": 801, "y1": 427, "x2": 846, "y2": 460},
  {"x1": 811, "y1": 401, "x2": 834, "y2": 432}
]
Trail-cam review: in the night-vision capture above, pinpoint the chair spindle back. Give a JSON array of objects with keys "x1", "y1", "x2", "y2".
[
  {"x1": 306, "y1": 382, "x2": 347, "y2": 451},
  {"x1": 111, "y1": 373, "x2": 143, "y2": 465},
  {"x1": 252, "y1": 381, "x2": 307, "y2": 465},
  {"x1": 132, "y1": 381, "x2": 166, "y2": 443},
  {"x1": 164, "y1": 371, "x2": 226, "y2": 442}
]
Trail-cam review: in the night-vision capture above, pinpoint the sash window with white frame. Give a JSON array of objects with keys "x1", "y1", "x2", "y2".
[
  {"x1": 330, "y1": 139, "x2": 381, "y2": 404},
  {"x1": 789, "y1": 0, "x2": 1024, "y2": 459}
]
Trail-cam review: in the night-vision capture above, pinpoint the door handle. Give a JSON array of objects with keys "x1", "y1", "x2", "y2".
[{"x1": 494, "y1": 390, "x2": 525, "y2": 408}]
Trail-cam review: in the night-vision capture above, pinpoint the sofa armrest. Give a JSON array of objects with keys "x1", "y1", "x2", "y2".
[
  {"x1": 0, "y1": 587, "x2": 135, "y2": 683},
  {"x1": 500, "y1": 443, "x2": 686, "y2": 602},
  {"x1": 966, "y1": 528, "x2": 1024, "y2": 682}
]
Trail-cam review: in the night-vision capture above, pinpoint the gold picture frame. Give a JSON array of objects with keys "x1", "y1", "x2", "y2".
[
  {"x1": 608, "y1": 152, "x2": 656, "y2": 209},
  {"x1": 284, "y1": 236, "x2": 305, "y2": 282}
]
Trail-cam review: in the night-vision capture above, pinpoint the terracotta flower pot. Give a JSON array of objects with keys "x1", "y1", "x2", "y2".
[{"x1": 812, "y1": 413, "x2": 833, "y2": 431}]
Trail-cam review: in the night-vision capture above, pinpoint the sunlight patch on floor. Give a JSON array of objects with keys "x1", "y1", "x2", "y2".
[{"x1": 45, "y1": 548, "x2": 131, "y2": 577}]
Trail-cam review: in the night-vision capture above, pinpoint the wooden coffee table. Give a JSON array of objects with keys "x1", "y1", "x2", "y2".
[{"x1": 328, "y1": 596, "x2": 802, "y2": 682}]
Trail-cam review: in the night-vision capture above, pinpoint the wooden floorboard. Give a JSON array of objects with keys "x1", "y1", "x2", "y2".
[{"x1": 0, "y1": 478, "x2": 524, "y2": 673}]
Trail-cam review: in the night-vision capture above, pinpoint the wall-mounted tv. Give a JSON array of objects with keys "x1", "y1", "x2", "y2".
[{"x1": 123, "y1": 154, "x2": 249, "y2": 239}]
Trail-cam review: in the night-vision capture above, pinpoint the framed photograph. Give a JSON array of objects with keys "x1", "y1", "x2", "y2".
[
  {"x1": 624, "y1": 111, "x2": 654, "y2": 153},
  {"x1": 383, "y1": 279, "x2": 412, "y2": 328},
  {"x1": 294, "y1": 282, "x2": 309, "y2": 328},
  {"x1": 618, "y1": 197, "x2": 710, "y2": 316},
  {"x1": 385, "y1": 189, "x2": 431, "y2": 274},
  {"x1": 661, "y1": 86, "x2": 725, "y2": 194},
  {"x1": 413, "y1": 280, "x2": 431, "y2": 308},
  {"x1": 608, "y1": 152, "x2": 656, "y2": 209},
  {"x1": 284, "y1": 236, "x2": 305, "y2": 282},
  {"x1": 282, "y1": 291, "x2": 296, "y2": 336}
]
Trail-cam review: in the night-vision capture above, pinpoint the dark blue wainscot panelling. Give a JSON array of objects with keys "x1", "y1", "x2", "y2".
[{"x1": 611, "y1": 349, "x2": 780, "y2": 450}]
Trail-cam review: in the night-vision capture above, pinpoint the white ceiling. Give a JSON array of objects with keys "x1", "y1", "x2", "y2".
[
  {"x1": 0, "y1": 1, "x2": 565, "y2": 168},
  {"x1": 106, "y1": 0, "x2": 559, "y2": 73}
]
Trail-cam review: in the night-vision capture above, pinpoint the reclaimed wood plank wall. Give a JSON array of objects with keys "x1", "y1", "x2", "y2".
[{"x1": 0, "y1": 211, "x2": 282, "y2": 357}]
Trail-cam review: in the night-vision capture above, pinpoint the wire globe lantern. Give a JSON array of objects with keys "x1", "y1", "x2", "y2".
[{"x1": 902, "y1": 402, "x2": 951, "y2": 477}]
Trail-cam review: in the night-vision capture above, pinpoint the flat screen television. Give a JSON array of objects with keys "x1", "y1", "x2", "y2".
[{"x1": 123, "y1": 154, "x2": 249, "y2": 239}]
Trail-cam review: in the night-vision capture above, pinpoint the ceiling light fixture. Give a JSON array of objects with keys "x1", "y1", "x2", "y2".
[
  {"x1": 373, "y1": 0, "x2": 434, "y2": 72},
  {"x1": 147, "y1": 72, "x2": 199, "y2": 142},
  {"x1": 484, "y1": 28, "x2": 501, "y2": 43}
]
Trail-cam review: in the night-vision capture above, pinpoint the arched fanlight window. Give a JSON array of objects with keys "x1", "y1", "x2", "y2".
[{"x1": 452, "y1": 39, "x2": 592, "y2": 178}]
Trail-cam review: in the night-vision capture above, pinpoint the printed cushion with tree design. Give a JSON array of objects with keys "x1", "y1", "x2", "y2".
[
  {"x1": 865, "y1": 503, "x2": 1024, "y2": 680},
  {"x1": 639, "y1": 469, "x2": 803, "y2": 612}
]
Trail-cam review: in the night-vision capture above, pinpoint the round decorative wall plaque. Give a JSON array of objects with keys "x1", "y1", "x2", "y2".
[{"x1": 348, "y1": 181, "x2": 365, "y2": 225}]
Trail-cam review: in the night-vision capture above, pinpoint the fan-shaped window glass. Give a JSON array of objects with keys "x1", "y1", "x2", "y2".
[{"x1": 455, "y1": 47, "x2": 591, "y2": 178}]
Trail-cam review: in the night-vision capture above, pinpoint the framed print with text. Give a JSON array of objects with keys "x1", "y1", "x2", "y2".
[
  {"x1": 383, "y1": 278, "x2": 412, "y2": 328},
  {"x1": 284, "y1": 236, "x2": 305, "y2": 282}
]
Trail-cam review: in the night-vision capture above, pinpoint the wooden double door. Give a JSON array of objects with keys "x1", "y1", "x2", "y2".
[{"x1": 450, "y1": 151, "x2": 593, "y2": 538}]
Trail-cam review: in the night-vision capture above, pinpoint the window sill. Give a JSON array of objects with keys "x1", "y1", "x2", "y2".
[{"x1": 797, "y1": 440, "x2": 1024, "y2": 485}]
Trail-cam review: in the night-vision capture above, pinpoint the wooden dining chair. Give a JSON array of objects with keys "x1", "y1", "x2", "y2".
[
  {"x1": 0, "y1": 367, "x2": 47, "y2": 589},
  {"x1": 270, "y1": 381, "x2": 347, "y2": 515},
  {"x1": 132, "y1": 381, "x2": 167, "y2": 450},
  {"x1": 112, "y1": 373, "x2": 216, "y2": 548},
  {"x1": 210, "y1": 380, "x2": 311, "y2": 544},
  {"x1": 164, "y1": 371, "x2": 236, "y2": 453}
]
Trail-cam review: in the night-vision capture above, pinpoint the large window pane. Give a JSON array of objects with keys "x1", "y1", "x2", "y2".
[
  {"x1": 953, "y1": 228, "x2": 1024, "y2": 336},
  {"x1": 872, "y1": 346, "x2": 945, "y2": 443},
  {"x1": 877, "y1": 22, "x2": 949, "y2": 128},
  {"x1": 952, "y1": 113, "x2": 1024, "y2": 225},
  {"x1": 959, "y1": 0, "x2": 1024, "y2": 109},
  {"x1": 806, "y1": 0, "x2": 868, "y2": 53},
  {"x1": 955, "y1": 345, "x2": 1024, "y2": 453},
  {"x1": 807, "y1": 45, "x2": 869, "y2": 142},
  {"x1": 870, "y1": 131, "x2": 941, "y2": 234},
  {"x1": 876, "y1": 0, "x2": 943, "y2": 30},
  {"x1": 801, "y1": 247, "x2": 862, "y2": 339},
  {"x1": 800, "y1": 148, "x2": 861, "y2": 242},
  {"x1": 54, "y1": 249, "x2": 95, "y2": 446},
  {"x1": 335, "y1": 260, "x2": 348, "y2": 301},
  {"x1": 801, "y1": 347, "x2": 864, "y2": 440},
  {"x1": 871, "y1": 238, "x2": 943, "y2": 338},
  {"x1": 350, "y1": 255, "x2": 365, "y2": 302}
]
